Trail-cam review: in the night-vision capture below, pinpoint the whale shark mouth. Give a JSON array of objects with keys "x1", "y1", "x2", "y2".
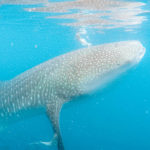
[{"x1": 135, "y1": 47, "x2": 146, "y2": 64}]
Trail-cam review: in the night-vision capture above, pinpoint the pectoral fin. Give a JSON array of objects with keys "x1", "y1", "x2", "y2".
[{"x1": 46, "y1": 98, "x2": 65, "y2": 150}]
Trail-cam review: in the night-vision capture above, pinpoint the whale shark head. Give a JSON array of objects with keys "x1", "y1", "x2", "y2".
[
  {"x1": 113, "y1": 40, "x2": 145, "y2": 65},
  {"x1": 76, "y1": 40, "x2": 145, "y2": 93}
]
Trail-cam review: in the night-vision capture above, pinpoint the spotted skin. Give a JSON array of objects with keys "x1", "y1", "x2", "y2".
[{"x1": 0, "y1": 41, "x2": 145, "y2": 150}]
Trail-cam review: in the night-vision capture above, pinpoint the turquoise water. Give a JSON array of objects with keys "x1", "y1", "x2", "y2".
[{"x1": 0, "y1": 0, "x2": 150, "y2": 150}]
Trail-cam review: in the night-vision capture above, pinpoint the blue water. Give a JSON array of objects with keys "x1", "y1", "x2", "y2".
[{"x1": 0, "y1": 0, "x2": 150, "y2": 150}]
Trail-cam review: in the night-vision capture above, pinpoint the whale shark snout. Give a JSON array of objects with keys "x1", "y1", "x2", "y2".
[
  {"x1": 76, "y1": 41, "x2": 145, "y2": 94},
  {"x1": 118, "y1": 41, "x2": 145, "y2": 64},
  {"x1": 134, "y1": 42, "x2": 145, "y2": 63},
  {"x1": 0, "y1": 40, "x2": 146, "y2": 150}
]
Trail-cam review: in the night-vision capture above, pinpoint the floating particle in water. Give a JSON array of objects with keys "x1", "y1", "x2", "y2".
[
  {"x1": 10, "y1": 42, "x2": 14, "y2": 47},
  {"x1": 34, "y1": 44, "x2": 38, "y2": 48},
  {"x1": 145, "y1": 110, "x2": 149, "y2": 115}
]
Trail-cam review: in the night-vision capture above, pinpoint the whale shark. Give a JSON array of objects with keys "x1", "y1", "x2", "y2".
[{"x1": 0, "y1": 40, "x2": 145, "y2": 150}]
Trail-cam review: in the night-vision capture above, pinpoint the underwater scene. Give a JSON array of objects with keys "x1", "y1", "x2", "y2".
[{"x1": 0, "y1": 0, "x2": 150, "y2": 150}]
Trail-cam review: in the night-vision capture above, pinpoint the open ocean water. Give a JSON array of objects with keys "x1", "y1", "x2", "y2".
[{"x1": 0, "y1": 0, "x2": 150, "y2": 150}]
